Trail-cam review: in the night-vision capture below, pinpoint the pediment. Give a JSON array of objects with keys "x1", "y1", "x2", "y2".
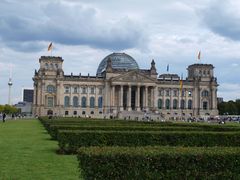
[{"x1": 111, "y1": 70, "x2": 156, "y2": 83}]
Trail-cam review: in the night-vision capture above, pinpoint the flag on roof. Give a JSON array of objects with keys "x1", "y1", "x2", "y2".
[{"x1": 48, "y1": 42, "x2": 53, "y2": 51}]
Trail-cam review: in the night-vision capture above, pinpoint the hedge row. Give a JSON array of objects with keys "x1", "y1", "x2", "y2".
[
  {"x1": 48, "y1": 124, "x2": 240, "y2": 140},
  {"x1": 78, "y1": 146, "x2": 240, "y2": 179},
  {"x1": 48, "y1": 125, "x2": 210, "y2": 140},
  {"x1": 58, "y1": 130, "x2": 240, "y2": 153}
]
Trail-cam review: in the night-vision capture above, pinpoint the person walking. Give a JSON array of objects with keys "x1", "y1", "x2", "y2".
[{"x1": 2, "y1": 113, "x2": 6, "y2": 123}]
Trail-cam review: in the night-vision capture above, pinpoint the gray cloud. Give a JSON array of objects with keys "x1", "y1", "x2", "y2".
[
  {"x1": 0, "y1": 1, "x2": 147, "y2": 52},
  {"x1": 202, "y1": 0, "x2": 240, "y2": 41}
]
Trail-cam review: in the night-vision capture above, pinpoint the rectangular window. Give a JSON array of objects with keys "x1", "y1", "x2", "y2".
[
  {"x1": 82, "y1": 87, "x2": 87, "y2": 94},
  {"x1": 166, "y1": 90, "x2": 170, "y2": 96},
  {"x1": 73, "y1": 87, "x2": 78, "y2": 93},
  {"x1": 47, "y1": 97, "x2": 54, "y2": 107},
  {"x1": 173, "y1": 90, "x2": 178, "y2": 97},
  {"x1": 98, "y1": 88, "x2": 102, "y2": 95},
  {"x1": 158, "y1": 89, "x2": 164, "y2": 96},
  {"x1": 181, "y1": 90, "x2": 185, "y2": 97},
  {"x1": 65, "y1": 86, "x2": 70, "y2": 93},
  {"x1": 90, "y1": 87, "x2": 95, "y2": 94}
]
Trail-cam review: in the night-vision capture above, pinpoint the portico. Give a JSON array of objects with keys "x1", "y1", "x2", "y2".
[{"x1": 110, "y1": 83, "x2": 156, "y2": 112}]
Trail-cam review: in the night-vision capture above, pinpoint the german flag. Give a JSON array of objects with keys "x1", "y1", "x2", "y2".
[
  {"x1": 180, "y1": 79, "x2": 183, "y2": 92},
  {"x1": 48, "y1": 42, "x2": 53, "y2": 51},
  {"x1": 197, "y1": 51, "x2": 201, "y2": 60}
]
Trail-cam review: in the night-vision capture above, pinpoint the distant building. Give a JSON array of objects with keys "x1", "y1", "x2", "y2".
[
  {"x1": 23, "y1": 89, "x2": 34, "y2": 103},
  {"x1": 15, "y1": 101, "x2": 32, "y2": 115},
  {"x1": 33, "y1": 53, "x2": 219, "y2": 119},
  {"x1": 217, "y1": 97, "x2": 224, "y2": 104}
]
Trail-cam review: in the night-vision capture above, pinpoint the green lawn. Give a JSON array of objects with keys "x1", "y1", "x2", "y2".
[{"x1": 0, "y1": 119, "x2": 80, "y2": 180}]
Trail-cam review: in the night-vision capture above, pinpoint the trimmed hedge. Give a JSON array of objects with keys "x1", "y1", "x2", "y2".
[
  {"x1": 48, "y1": 125, "x2": 207, "y2": 140},
  {"x1": 78, "y1": 146, "x2": 240, "y2": 179},
  {"x1": 48, "y1": 124, "x2": 240, "y2": 140},
  {"x1": 58, "y1": 130, "x2": 240, "y2": 153}
]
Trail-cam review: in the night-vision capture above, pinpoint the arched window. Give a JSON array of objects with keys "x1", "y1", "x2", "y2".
[
  {"x1": 73, "y1": 96, "x2": 79, "y2": 107},
  {"x1": 165, "y1": 99, "x2": 170, "y2": 109},
  {"x1": 203, "y1": 101, "x2": 208, "y2": 110},
  {"x1": 47, "y1": 85, "x2": 55, "y2": 93},
  {"x1": 45, "y1": 63, "x2": 49, "y2": 69},
  {"x1": 64, "y1": 96, "x2": 70, "y2": 107},
  {"x1": 50, "y1": 63, "x2": 54, "y2": 69},
  {"x1": 202, "y1": 90, "x2": 209, "y2": 97},
  {"x1": 158, "y1": 99, "x2": 162, "y2": 109},
  {"x1": 81, "y1": 97, "x2": 87, "y2": 108},
  {"x1": 98, "y1": 97, "x2": 103, "y2": 108},
  {"x1": 181, "y1": 99, "x2": 185, "y2": 109},
  {"x1": 173, "y1": 99, "x2": 178, "y2": 109},
  {"x1": 188, "y1": 100, "x2": 192, "y2": 109},
  {"x1": 90, "y1": 97, "x2": 95, "y2": 108}
]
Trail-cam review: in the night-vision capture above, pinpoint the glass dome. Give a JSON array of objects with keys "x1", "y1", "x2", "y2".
[{"x1": 96, "y1": 53, "x2": 139, "y2": 76}]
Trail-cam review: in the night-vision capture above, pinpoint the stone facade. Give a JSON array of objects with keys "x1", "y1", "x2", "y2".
[{"x1": 32, "y1": 53, "x2": 218, "y2": 120}]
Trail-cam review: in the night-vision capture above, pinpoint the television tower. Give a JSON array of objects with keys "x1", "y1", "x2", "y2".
[{"x1": 8, "y1": 64, "x2": 13, "y2": 105}]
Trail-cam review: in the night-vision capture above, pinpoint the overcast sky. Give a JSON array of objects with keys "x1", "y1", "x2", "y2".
[{"x1": 0, "y1": 0, "x2": 240, "y2": 104}]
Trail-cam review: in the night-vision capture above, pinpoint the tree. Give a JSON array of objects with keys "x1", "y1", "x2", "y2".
[{"x1": 3, "y1": 105, "x2": 19, "y2": 114}]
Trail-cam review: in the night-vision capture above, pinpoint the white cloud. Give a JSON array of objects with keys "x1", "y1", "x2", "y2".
[
  {"x1": 218, "y1": 83, "x2": 240, "y2": 101},
  {"x1": 0, "y1": 0, "x2": 239, "y2": 104}
]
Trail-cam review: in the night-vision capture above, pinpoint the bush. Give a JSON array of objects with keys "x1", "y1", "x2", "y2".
[
  {"x1": 58, "y1": 130, "x2": 240, "y2": 153},
  {"x1": 78, "y1": 146, "x2": 240, "y2": 179},
  {"x1": 48, "y1": 124, "x2": 240, "y2": 140}
]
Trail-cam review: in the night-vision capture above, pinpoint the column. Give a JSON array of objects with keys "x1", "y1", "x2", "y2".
[
  {"x1": 86, "y1": 86, "x2": 89, "y2": 107},
  {"x1": 150, "y1": 87, "x2": 154, "y2": 108},
  {"x1": 33, "y1": 84, "x2": 37, "y2": 105},
  {"x1": 78, "y1": 85, "x2": 81, "y2": 108},
  {"x1": 128, "y1": 85, "x2": 132, "y2": 111},
  {"x1": 94, "y1": 86, "x2": 98, "y2": 107},
  {"x1": 136, "y1": 86, "x2": 140, "y2": 111},
  {"x1": 154, "y1": 86, "x2": 158, "y2": 110},
  {"x1": 185, "y1": 89, "x2": 187, "y2": 110},
  {"x1": 56, "y1": 82, "x2": 61, "y2": 106},
  {"x1": 120, "y1": 85, "x2": 123, "y2": 111},
  {"x1": 212, "y1": 88, "x2": 216, "y2": 109},
  {"x1": 112, "y1": 85, "x2": 115, "y2": 108},
  {"x1": 163, "y1": 89, "x2": 166, "y2": 109},
  {"x1": 70, "y1": 85, "x2": 72, "y2": 106},
  {"x1": 145, "y1": 86, "x2": 148, "y2": 111},
  {"x1": 41, "y1": 82, "x2": 45, "y2": 106}
]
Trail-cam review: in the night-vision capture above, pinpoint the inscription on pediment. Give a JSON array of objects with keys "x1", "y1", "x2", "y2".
[{"x1": 120, "y1": 73, "x2": 149, "y2": 82}]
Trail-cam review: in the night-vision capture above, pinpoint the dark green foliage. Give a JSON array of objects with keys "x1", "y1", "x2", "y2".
[
  {"x1": 39, "y1": 117, "x2": 240, "y2": 178},
  {"x1": 48, "y1": 124, "x2": 240, "y2": 140},
  {"x1": 57, "y1": 130, "x2": 240, "y2": 153},
  {"x1": 218, "y1": 99, "x2": 240, "y2": 115},
  {"x1": 0, "y1": 104, "x2": 19, "y2": 114},
  {"x1": 78, "y1": 146, "x2": 240, "y2": 179}
]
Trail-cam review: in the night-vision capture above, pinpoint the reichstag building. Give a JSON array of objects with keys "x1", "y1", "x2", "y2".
[{"x1": 32, "y1": 53, "x2": 218, "y2": 120}]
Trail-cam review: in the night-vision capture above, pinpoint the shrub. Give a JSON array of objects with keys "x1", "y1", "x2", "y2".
[
  {"x1": 78, "y1": 146, "x2": 240, "y2": 179},
  {"x1": 58, "y1": 130, "x2": 240, "y2": 153}
]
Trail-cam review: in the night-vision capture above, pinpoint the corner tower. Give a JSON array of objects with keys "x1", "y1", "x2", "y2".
[
  {"x1": 33, "y1": 56, "x2": 64, "y2": 116},
  {"x1": 187, "y1": 64, "x2": 218, "y2": 116}
]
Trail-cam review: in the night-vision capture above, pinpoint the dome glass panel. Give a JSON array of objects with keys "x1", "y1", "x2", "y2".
[{"x1": 96, "y1": 53, "x2": 139, "y2": 76}]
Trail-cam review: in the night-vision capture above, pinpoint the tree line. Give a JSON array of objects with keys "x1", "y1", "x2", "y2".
[
  {"x1": 0, "y1": 105, "x2": 20, "y2": 114},
  {"x1": 218, "y1": 99, "x2": 240, "y2": 115}
]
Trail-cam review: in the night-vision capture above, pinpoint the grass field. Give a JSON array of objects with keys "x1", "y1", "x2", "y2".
[{"x1": 0, "y1": 119, "x2": 79, "y2": 180}]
